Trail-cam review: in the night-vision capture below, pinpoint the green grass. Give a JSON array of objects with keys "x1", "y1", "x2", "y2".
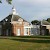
[{"x1": 0, "y1": 36, "x2": 50, "y2": 50}]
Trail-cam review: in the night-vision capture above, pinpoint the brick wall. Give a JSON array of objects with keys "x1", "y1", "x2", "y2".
[{"x1": 12, "y1": 22, "x2": 24, "y2": 36}]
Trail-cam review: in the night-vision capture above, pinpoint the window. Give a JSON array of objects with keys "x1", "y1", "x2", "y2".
[{"x1": 18, "y1": 18, "x2": 23, "y2": 21}]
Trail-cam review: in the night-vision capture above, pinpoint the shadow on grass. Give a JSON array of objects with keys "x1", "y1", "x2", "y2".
[
  {"x1": 0, "y1": 36, "x2": 50, "y2": 43},
  {"x1": 11, "y1": 38, "x2": 50, "y2": 43},
  {"x1": 0, "y1": 36, "x2": 11, "y2": 39},
  {"x1": 15, "y1": 36, "x2": 50, "y2": 39}
]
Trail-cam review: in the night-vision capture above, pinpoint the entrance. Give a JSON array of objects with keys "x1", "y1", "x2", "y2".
[
  {"x1": 17, "y1": 29, "x2": 20, "y2": 36},
  {"x1": 24, "y1": 28, "x2": 28, "y2": 36}
]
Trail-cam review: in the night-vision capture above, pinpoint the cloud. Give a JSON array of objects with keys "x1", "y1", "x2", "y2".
[
  {"x1": 12, "y1": 0, "x2": 50, "y2": 9},
  {"x1": 1, "y1": 0, "x2": 50, "y2": 22},
  {"x1": 13, "y1": 0, "x2": 50, "y2": 5}
]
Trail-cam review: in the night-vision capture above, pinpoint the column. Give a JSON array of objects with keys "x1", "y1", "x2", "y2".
[{"x1": 28, "y1": 28, "x2": 30, "y2": 36}]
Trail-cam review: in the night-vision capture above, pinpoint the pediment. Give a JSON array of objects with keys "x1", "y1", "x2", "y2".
[{"x1": 18, "y1": 18, "x2": 23, "y2": 22}]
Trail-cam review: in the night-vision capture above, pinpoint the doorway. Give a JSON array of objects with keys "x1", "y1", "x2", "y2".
[{"x1": 17, "y1": 29, "x2": 20, "y2": 36}]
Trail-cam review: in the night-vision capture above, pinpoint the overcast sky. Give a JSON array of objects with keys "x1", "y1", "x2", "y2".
[{"x1": 0, "y1": 0, "x2": 50, "y2": 22}]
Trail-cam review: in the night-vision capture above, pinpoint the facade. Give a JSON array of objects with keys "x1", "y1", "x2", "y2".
[
  {"x1": 0, "y1": 7, "x2": 31, "y2": 36},
  {"x1": 30, "y1": 25, "x2": 40, "y2": 35},
  {"x1": 0, "y1": 7, "x2": 50, "y2": 36},
  {"x1": 40, "y1": 25, "x2": 50, "y2": 35},
  {"x1": 40, "y1": 20, "x2": 50, "y2": 35},
  {"x1": 30, "y1": 20, "x2": 50, "y2": 36}
]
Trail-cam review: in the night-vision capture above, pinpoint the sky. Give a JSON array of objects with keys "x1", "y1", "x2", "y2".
[{"x1": 0, "y1": 0, "x2": 50, "y2": 23}]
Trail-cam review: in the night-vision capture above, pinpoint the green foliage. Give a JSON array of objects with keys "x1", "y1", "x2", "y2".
[
  {"x1": 31, "y1": 20, "x2": 40, "y2": 25},
  {"x1": 0, "y1": 0, "x2": 2, "y2": 3},
  {"x1": 6, "y1": 0, "x2": 12, "y2": 4},
  {"x1": 0, "y1": 0, "x2": 12, "y2": 4},
  {"x1": 47, "y1": 18, "x2": 50, "y2": 23}
]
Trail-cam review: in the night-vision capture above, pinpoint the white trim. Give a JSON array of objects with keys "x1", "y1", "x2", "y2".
[
  {"x1": 17, "y1": 29, "x2": 20, "y2": 36},
  {"x1": 24, "y1": 26, "x2": 31, "y2": 28},
  {"x1": 24, "y1": 28, "x2": 28, "y2": 36}
]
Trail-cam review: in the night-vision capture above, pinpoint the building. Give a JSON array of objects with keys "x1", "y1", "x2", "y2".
[
  {"x1": 0, "y1": 7, "x2": 50, "y2": 36},
  {"x1": 40, "y1": 20, "x2": 50, "y2": 35},
  {"x1": 30, "y1": 20, "x2": 50, "y2": 36},
  {"x1": 0, "y1": 6, "x2": 31, "y2": 36},
  {"x1": 30, "y1": 25, "x2": 40, "y2": 35}
]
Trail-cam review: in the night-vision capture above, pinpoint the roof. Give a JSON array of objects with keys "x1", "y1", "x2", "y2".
[
  {"x1": 12, "y1": 15, "x2": 27, "y2": 22},
  {"x1": 0, "y1": 14, "x2": 12, "y2": 23},
  {"x1": 42, "y1": 20, "x2": 50, "y2": 25},
  {"x1": 0, "y1": 14, "x2": 29, "y2": 24}
]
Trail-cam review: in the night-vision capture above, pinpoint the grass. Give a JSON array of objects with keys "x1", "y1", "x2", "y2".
[{"x1": 0, "y1": 36, "x2": 50, "y2": 50}]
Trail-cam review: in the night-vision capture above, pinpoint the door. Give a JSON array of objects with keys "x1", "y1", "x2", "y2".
[
  {"x1": 24, "y1": 28, "x2": 28, "y2": 36},
  {"x1": 17, "y1": 29, "x2": 20, "y2": 36}
]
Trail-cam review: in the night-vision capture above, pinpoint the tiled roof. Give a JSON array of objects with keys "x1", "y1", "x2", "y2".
[
  {"x1": 12, "y1": 15, "x2": 27, "y2": 22},
  {"x1": 0, "y1": 14, "x2": 28, "y2": 23},
  {"x1": 0, "y1": 14, "x2": 12, "y2": 22},
  {"x1": 12, "y1": 15, "x2": 20, "y2": 21},
  {"x1": 42, "y1": 20, "x2": 50, "y2": 25}
]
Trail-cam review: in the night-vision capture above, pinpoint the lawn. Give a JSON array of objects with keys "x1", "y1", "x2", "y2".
[{"x1": 0, "y1": 36, "x2": 50, "y2": 50}]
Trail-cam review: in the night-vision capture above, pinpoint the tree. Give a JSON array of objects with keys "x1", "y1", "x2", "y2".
[
  {"x1": 0, "y1": 0, "x2": 12, "y2": 4},
  {"x1": 47, "y1": 18, "x2": 50, "y2": 23},
  {"x1": 31, "y1": 20, "x2": 40, "y2": 25}
]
